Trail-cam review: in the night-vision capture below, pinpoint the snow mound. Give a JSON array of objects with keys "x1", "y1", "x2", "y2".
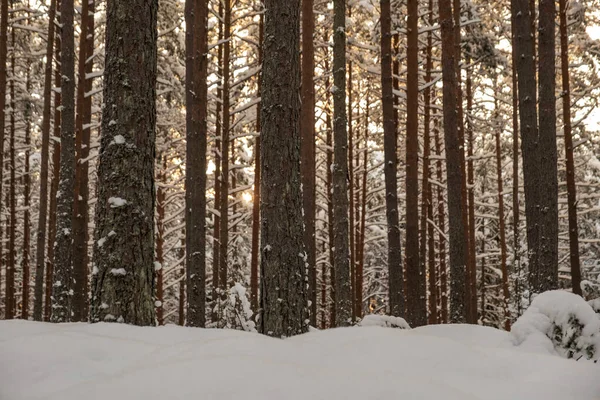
[
  {"x1": 589, "y1": 298, "x2": 600, "y2": 314},
  {"x1": 359, "y1": 314, "x2": 410, "y2": 329},
  {"x1": 511, "y1": 290, "x2": 600, "y2": 361},
  {"x1": 1, "y1": 321, "x2": 599, "y2": 400}
]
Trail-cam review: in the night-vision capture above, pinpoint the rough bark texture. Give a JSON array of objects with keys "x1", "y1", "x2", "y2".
[
  {"x1": 439, "y1": 0, "x2": 467, "y2": 323},
  {"x1": 90, "y1": 0, "x2": 158, "y2": 326},
  {"x1": 0, "y1": 0, "x2": 8, "y2": 319},
  {"x1": 381, "y1": 0, "x2": 404, "y2": 318},
  {"x1": 72, "y1": 0, "x2": 95, "y2": 322},
  {"x1": 301, "y1": 0, "x2": 317, "y2": 326},
  {"x1": 405, "y1": 0, "x2": 425, "y2": 327},
  {"x1": 250, "y1": 14, "x2": 263, "y2": 313},
  {"x1": 559, "y1": 0, "x2": 581, "y2": 296},
  {"x1": 259, "y1": 0, "x2": 307, "y2": 337},
  {"x1": 219, "y1": 0, "x2": 231, "y2": 293},
  {"x1": 332, "y1": 0, "x2": 351, "y2": 327},
  {"x1": 33, "y1": 0, "x2": 57, "y2": 321},
  {"x1": 51, "y1": 0, "x2": 76, "y2": 322},
  {"x1": 22, "y1": 67, "x2": 32, "y2": 319},
  {"x1": 434, "y1": 119, "x2": 448, "y2": 324},
  {"x1": 536, "y1": 0, "x2": 559, "y2": 293},
  {"x1": 184, "y1": 0, "x2": 208, "y2": 327}
]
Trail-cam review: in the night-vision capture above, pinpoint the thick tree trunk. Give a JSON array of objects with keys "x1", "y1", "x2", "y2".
[
  {"x1": 405, "y1": 0, "x2": 425, "y2": 327},
  {"x1": 250, "y1": 13, "x2": 263, "y2": 313},
  {"x1": 33, "y1": 0, "x2": 57, "y2": 321},
  {"x1": 51, "y1": 0, "x2": 76, "y2": 323},
  {"x1": 301, "y1": 0, "x2": 317, "y2": 326},
  {"x1": 72, "y1": 0, "x2": 95, "y2": 322},
  {"x1": 332, "y1": 0, "x2": 351, "y2": 326},
  {"x1": 259, "y1": 0, "x2": 307, "y2": 337},
  {"x1": 90, "y1": 0, "x2": 158, "y2": 326},
  {"x1": 535, "y1": 0, "x2": 559, "y2": 293},
  {"x1": 45, "y1": 23, "x2": 62, "y2": 321},
  {"x1": 439, "y1": 0, "x2": 467, "y2": 323},
  {"x1": 184, "y1": 0, "x2": 208, "y2": 327},
  {"x1": 559, "y1": 0, "x2": 581, "y2": 296},
  {"x1": 380, "y1": 0, "x2": 404, "y2": 318}
]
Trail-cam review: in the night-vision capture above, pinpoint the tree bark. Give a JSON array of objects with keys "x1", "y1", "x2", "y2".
[
  {"x1": 559, "y1": 0, "x2": 581, "y2": 296},
  {"x1": 33, "y1": 0, "x2": 57, "y2": 321},
  {"x1": 90, "y1": 0, "x2": 158, "y2": 326},
  {"x1": 440, "y1": 0, "x2": 467, "y2": 323},
  {"x1": 259, "y1": 0, "x2": 307, "y2": 337},
  {"x1": 71, "y1": 0, "x2": 95, "y2": 322},
  {"x1": 184, "y1": 0, "x2": 208, "y2": 327},
  {"x1": 332, "y1": 0, "x2": 351, "y2": 326},
  {"x1": 381, "y1": 0, "x2": 404, "y2": 318},
  {"x1": 405, "y1": 0, "x2": 425, "y2": 327},
  {"x1": 301, "y1": 0, "x2": 317, "y2": 326},
  {"x1": 0, "y1": 0, "x2": 9, "y2": 319},
  {"x1": 250, "y1": 13, "x2": 263, "y2": 313}
]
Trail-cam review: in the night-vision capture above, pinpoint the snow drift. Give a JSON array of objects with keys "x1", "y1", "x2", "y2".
[{"x1": 1, "y1": 320, "x2": 598, "y2": 400}]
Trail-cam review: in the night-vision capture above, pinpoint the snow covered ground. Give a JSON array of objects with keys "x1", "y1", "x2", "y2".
[{"x1": 0, "y1": 320, "x2": 598, "y2": 400}]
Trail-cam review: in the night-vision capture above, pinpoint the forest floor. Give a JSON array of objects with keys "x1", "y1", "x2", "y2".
[{"x1": 0, "y1": 320, "x2": 598, "y2": 400}]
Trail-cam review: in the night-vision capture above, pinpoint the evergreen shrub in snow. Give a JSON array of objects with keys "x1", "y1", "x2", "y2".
[
  {"x1": 211, "y1": 283, "x2": 256, "y2": 332},
  {"x1": 511, "y1": 290, "x2": 600, "y2": 362},
  {"x1": 359, "y1": 315, "x2": 411, "y2": 329}
]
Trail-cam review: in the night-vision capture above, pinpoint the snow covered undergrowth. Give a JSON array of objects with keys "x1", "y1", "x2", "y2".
[{"x1": 1, "y1": 321, "x2": 598, "y2": 400}]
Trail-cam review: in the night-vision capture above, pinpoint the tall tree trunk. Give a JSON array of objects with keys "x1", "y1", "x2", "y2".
[
  {"x1": 156, "y1": 156, "x2": 166, "y2": 325},
  {"x1": 434, "y1": 119, "x2": 447, "y2": 323},
  {"x1": 71, "y1": 0, "x2": 95, "y2": 322},
  {"x1": 90, "y1": 0, "x2": 158, "y2": 326},
  {"x1": 332, "y1": 0, "x2": 351, "y2": 326},
  {"x1": 301, "y1": 0, "x2": 317, "y2": 326},
  {"x1": 510, "y1": 0, "x2": 522, "y2": 316},
  {"x1": 405, "y1": 0, "x2": 425, "y2": 327},
  {"x1": 219, "y1": 0, "x2": 231, "y2": 293},
  {"x1": 45, "y1": 20, "x2": 62, "y2": 321},
  {"x1": 22, "y1": 66, "x2": 32, "y2": 319},
  {"x1": 0, "y1": 0, "x2": 8, "y2": 319},
  {"x1": 494, "y1": 81, "x2": 511, "y2": 330},
  {"x1": 211, "y1": 0, "x2": 223, "y2": 322},
  {"x1": 348, "y1": 34, "x2": 356, "y2": 322},
  {"x1": 381, "y1": 0, "x2": 404, "y2": 318},
  {"x1": 184, "y1": 0, "x2": 208, "y2": 327},
  {"x1": 423, "y1": 0, "x2": 436, "y2": 325},
  {"x1": 559, "y1": 0, "x2": 581, "y2": 296},
  {"x1": 325, "y1": 50, "x2": 335, "y2": 325},
  {"x1": 536, "y1": 0, "x2": 558, "y2": 293},
  {"x1": 33, "y1": 0, "x2": 57, "y2": 321},
  {"x1": 440, "y1": 0, "x2": 467, "y2": 323},
  {"x1": 250, "y1": 13, "x2": 263, "y2": 313},
  {"x1": 356, "y1": 87, "x2": 369, "y2": 319},
  {"x1": 7, "y1": 22, "x2": 15, "y2": 319},
  {"x1": 51, "y1": 0, "x2": 76, "y2": 323},
  {"x1": 465, "y1": 59, "x2": 477, "y2": 324},
  {"x1": 259, "y1": 0, "x2": 307, "y2": 337}
]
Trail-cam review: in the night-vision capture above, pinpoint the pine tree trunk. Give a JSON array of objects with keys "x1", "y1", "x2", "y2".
[
  {"x1": 536, "y1": 0, "x2": 559, "y2": 293},
  {"x1": 72, "y1": 0, "x2": 95, "y2": 322},
  {"x1": 33, "y1": 0, "x2": 57, "y2": 321},
  {"x1": 250, "y1": 13, "x2": 263, "y2": 313},
  {"x1": 332, "y1": 0, "x2": 351, "y2": 327},
  {"x1": 439, "y1": 0, "x2": 467, "y2": 323},
  {"x1": 45, "y1": 23, "x2": 62, "y2": 321},
  {"x1": 559, "y1": 0, "x2": 581, "y2": 296},
  {"x1": 22, "y1": 67, "x2": 32, "y2": 319},
  {"x1": 184, "y1": 0, "x2": 208, "y2": 327},
  {"x1": 406, "y1": 0, "x2": 425, "y2": 327},
  {"x1": 7, "y1": 26, "x2": 15, "y2": 319},
  {"x1": 381, "y1": 0, "x2": 404, "y2": 318},
  {"x1": 90, "y1": 0, "x2": 158, "y2": 326},
  {"x1": 259, "y1": 0, "x2": 307, "y2": 337},
  {"x1": 219, "y1": 0, "x2": 231, "y2": 294},
  {"x1": 0, "y1": 0, "x2": 9, "y2": 319},
  {"x1": 301, "y1": 0, "x2": 317, "y2": 326},
  {"x1": 325, "y1": 51, "x2": 335, "y2": 325},
  {"x1": 51, "y1": 0, "x2": 76, "y2": 323},
  {"x1": 434, "y1": 119, "x2": 447, "y2": 324},
  {"x1": 465, "y1": 57, "x2": 477, "y2": 324},
  {"x1": 348, "y1": 43, "x2": 356, "y2": 323}
]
